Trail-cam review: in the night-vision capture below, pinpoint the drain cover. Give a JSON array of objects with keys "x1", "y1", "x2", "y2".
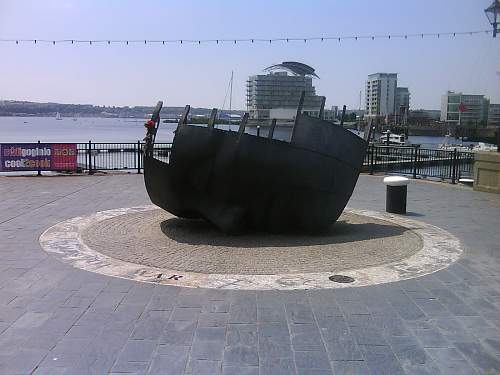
[{"x1": 329, "y1": 275, "x2": 355, "y2": 283}]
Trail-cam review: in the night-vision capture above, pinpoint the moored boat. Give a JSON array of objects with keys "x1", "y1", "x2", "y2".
[{"x1": 378, "y1": 130, "x2": 406, "y2": 146}]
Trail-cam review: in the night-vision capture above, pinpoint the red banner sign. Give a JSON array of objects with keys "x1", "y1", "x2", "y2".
[{"x1": 0, "y1": 143, "x2": 77, "y2": 171}]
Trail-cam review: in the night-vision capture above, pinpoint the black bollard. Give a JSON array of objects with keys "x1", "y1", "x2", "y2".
[
  {"x1": 386, "y1": 185, "x2": 407, "y2": 214},
  {"x1": 384, "y1": 176, "x2": 409, "y2": 214}
]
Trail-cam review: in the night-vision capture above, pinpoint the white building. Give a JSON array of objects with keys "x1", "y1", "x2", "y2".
[
  {"x1": 365, "y1": 73, "x2": 397, "y2": 117},
  {"x1": 246, "y1": 62, "x2": 325, "y2": 120},
  {"x1": 440, "y1": 91, "x2": 489, "y2": 126}
]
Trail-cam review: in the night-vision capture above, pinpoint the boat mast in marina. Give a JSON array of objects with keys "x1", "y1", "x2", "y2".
[
  {"x1": 220, "y1": 71, "x2": 235, "y2": 129},
  {"x1": 229, "y1": 71, "x2": 233, "y2": 117}
]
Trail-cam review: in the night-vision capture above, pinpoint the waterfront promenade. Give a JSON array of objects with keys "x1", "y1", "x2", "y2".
[{"x1": 0, "y1": 173, "x2": 499, "y2": 374}]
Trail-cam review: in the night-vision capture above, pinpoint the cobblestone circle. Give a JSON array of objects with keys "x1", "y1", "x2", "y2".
[{"x1": 80, "y1": 209, "x2": 422, "y2": 275}]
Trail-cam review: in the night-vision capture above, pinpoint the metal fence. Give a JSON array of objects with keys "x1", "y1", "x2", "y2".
[
  {"x1": 363, "y1": 145, "x2": 475, "y2": 183},
  {"x1": 75, "y1": 141, "x2": 172, "y2": 174},
  {"x1": 3, "y1": 141, "x2": 475, "y2": 184}
]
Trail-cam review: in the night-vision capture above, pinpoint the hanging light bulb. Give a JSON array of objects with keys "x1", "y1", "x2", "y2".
[{"x1": 2, "y1": 27, "x2": 493, "y2": 49}]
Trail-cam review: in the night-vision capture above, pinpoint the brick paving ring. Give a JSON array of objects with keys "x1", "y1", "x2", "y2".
[{"x1": 39, "y1": 205, "x2": 463, "y2": 290}]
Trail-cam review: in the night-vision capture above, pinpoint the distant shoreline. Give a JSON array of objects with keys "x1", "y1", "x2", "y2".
[
  {"x1": 0, "y1": 114, "x2": 148, "y2": 119},
  {"x1": 0, "y1": 100, "x2": 246, "y2": 119}
]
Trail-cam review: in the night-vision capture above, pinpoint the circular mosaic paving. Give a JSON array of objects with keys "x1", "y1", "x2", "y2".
[
  {"x1": 81, "y1": 210, "x2": 422, "y2": 275},
  {"x1": 39, "y1": 206, "x2": 463, "y2": 290}
]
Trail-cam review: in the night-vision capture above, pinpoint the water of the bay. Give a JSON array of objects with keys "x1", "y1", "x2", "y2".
[
  {"x1": 0, "y1": 116, "x2": 292, "y2": 143},
  {"x1": 0, "y1": 116, "x2": 485, "y2": 148}
]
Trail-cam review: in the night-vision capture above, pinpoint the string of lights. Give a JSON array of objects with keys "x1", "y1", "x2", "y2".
[{"x1": 0, "y1": 30, "x2": 493, "y2": 46}]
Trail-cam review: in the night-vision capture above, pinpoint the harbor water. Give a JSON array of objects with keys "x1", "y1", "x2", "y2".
[{"x1": 0, "y1": 116, "x2": 490, "y2": 148}]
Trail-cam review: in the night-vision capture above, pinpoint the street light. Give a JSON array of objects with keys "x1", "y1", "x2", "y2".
[{"x1": 485, "y1": 0, "x2": 500, "y2": 37}]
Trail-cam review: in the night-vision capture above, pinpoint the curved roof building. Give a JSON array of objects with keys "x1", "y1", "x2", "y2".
[
  {"x1": 263, "y1": 61, "x2": 320, "y2": 78},
  {"x1": 247, "y1": 61, "x2": 325, "y2": 120}
]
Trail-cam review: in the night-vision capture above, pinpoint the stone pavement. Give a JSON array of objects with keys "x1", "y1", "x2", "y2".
[
  {"x1": 0, "y1": 173, "x2": 499, "y2": 375},
  {"x1": 80, "y1": 209, "x2": 422, "y2": 275}
]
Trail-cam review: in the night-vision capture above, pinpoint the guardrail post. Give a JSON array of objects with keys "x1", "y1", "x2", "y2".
[
  {"x1": 451, "y1": 148, "x2": 458, "y2": 184},
  {"x1": 496, "y1": 129, "x2": 499, "y2": 153},
  {"x1": 37, "y1": 140, "x2": 42, "y2": 176},
  {"x1": 369, "y1": 145, "x2": 374, "y2": 175},
  {"x1": 412, "y1": 145, "x2": 419, "y2": 179},
  {"x1": 88, "y1": 140, "x2": 93, "y2": 175},
  {"x1": 137, "y1": 140, "x2": 141, "y2": 174}
]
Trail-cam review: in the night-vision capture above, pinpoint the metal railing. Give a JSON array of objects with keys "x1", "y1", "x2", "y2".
[
  {"x1": 3, "y1": 141, "x2": 475, "y2": 184},
  {"x1": 363, "y1": 145, "x2": 475, "y2": 183},
  {"x1": 76, "y1": 141, "x2": 172, "y2": 174}
]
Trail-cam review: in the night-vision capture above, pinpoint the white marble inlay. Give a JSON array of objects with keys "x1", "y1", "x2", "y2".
[{"x1": 39, "y1": 206, "x2": 463, "y2": 290}]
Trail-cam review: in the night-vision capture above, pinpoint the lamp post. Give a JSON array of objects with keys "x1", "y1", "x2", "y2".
[{"x1": 485, "y1": 0, "x2": 500, "y2": 37}]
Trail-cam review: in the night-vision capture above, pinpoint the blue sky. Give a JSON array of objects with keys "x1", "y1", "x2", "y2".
[{"x1": 1, "y1": 0, "x2": 499, "y2": 110}]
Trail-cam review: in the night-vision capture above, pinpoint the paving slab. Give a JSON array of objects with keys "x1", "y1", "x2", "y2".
[{"x1": 0, "y1": 173, "x2": 498, "y2": 374}]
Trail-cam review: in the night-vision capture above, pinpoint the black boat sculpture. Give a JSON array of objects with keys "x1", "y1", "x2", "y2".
[{"x1": 143, "y1": 94, "x2": 372, "y2": 233}]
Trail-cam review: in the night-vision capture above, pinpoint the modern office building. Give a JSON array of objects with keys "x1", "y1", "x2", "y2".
[
  {"x1": 395, "y1": 87, "x2": 410, "y2": 113},
  {"x1": 394, "y1": 87, "x2": 410, "y2": 125},
  {"x1": 488, "y1": 103, "x2": 500, "y2": 126},
  {"x1": 246, "y1": 62, "x2": 325, "y2": 120},
  {"x1": 440, "y1": 91, "x2": 490, "y2": 126},
  {"x1": 365, "y1": 73, "x2": 398, "y2": 117}
]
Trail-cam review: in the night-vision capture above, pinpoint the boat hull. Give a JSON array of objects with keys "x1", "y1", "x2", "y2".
[{"x1": 144, "y1": 114, "x2": 367, "y2": 233}]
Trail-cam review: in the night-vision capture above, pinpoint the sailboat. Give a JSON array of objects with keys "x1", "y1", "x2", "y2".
[{"x1": 55, "y1": 112, "x2": 62, "y2": 120}]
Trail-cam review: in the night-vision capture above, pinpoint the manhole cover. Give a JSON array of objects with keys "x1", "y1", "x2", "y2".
[{"x1": 329, "y1": 275, "x2": 355, "y2": 283}]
